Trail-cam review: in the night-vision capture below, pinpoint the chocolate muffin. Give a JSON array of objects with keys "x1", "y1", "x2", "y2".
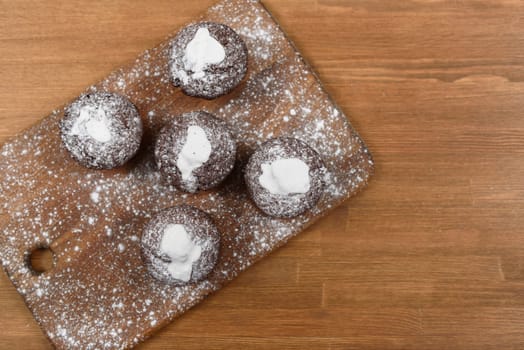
[
  {"x1": 141, "y1": 205, "x2": 220, "y2": 285},
  {"x1": 59, "y1": 92, "x2": 143, "y2": 169},
  {"x1": 245, "y1": 137, "x2": 326, "y2": 218},
  {"x1": 169, "y1": 22, "x2": 248, "y2": 99},
  {"x1": 154, "y1": 111, "x2": 237, "y2": 193}
]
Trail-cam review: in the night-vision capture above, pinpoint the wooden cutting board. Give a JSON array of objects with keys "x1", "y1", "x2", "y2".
[{"x1": 0, "y1": 0, "x2": 373, "y2": 349}]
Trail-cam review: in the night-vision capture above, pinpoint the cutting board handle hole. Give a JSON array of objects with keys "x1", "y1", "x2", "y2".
[{"x1": 28, "y1": 247, "x2": 55, "y2": 274}]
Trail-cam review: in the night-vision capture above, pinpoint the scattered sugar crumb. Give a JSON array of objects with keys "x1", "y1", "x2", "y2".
[{"x1": 90, "y1": 191, "x2": 100, "y2": 204}]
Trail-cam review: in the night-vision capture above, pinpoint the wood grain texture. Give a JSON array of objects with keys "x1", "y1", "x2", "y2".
[{"x1": 1, "y1": 0, "x2": 523, "y2": 349}]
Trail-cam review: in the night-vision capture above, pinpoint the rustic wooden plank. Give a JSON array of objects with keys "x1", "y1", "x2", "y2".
[
  {"x1": 297, "y1": 256, "x2": 504, "y2": 283},
  {"x1": 164, "y1": 307, "x2": 422, "y2": 338},
  {"x1": 323, "y1": 280, "x2": 524, "y2": 308},
  {"x1": 140, "y1": 335, "x2": 524, "y2": 350},
  {"x1": 202, "y1": 285, "x2": 324, "y2": 310}
]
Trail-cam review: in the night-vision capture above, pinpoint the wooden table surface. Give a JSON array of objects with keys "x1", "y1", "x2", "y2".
[{"x1": 1, "y1": 0, "x2": 524, "y2": 349}]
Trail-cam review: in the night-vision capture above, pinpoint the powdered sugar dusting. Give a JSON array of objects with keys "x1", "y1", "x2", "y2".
[
  {"x1": 141, "y1": 206, "x2": 220, "y2": 285},
  {"x1": 0, "y1": 0, "x2": 373, "y2": 349},
  {"x1": 170, "y1": 22, "x2": 248, "y2": 99},
  {"x1": 71, "y1": 106, "x2": 112, "y2": 143},
  {"x1": 60, "y1": 92, "x2": 143, "y2": 170},
  {"x1": 183, "y1": 28, "x2": 226, "y2": 82}
]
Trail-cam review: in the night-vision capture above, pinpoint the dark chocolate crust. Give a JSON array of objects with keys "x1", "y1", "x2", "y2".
[
  {"x1": 141, "y1": 205, "x2": 221, "y2": 285},
  {"x1": 169, "y1": 22, "x2": 248, "y2": 99},
  {"x1": 244, "y1": 137, "x2": 326, "y2": 218},
  {"x1": 59, "y1": 92, "x2": 143, "y2": 169},
  {"x1": 154, "y1": 111, "x2": 237, "y2": 193}
]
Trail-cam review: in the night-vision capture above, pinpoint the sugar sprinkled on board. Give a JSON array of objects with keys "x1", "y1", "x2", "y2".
[
  {"x1": 0, "y1": 1, "x2": 373, "y2": 349},
  {"x1": 89, "y1": 191, "x2": 100, "y2": 204}
]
